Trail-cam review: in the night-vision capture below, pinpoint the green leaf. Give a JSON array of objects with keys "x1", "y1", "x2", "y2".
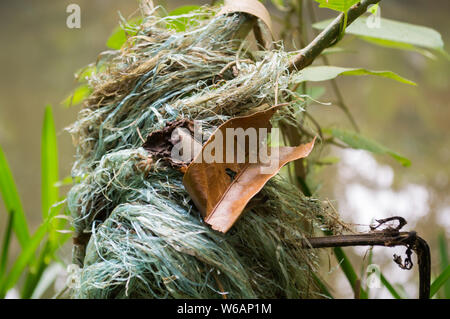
[
  {"x1": 291, "y1": 66, "x2": 416, "y2": 86},
  {"x1": 0, "y1": 217, "x2": 51, "y2": 298},
  {"x1": 305, "y1": 86, "x2": 326, "y2": 100},
  {"x1": 271, "y1": 0, "x2": 288, "y2": 11},
  {"x1": 106, "y1": 17, "x2": 142, "y2": 50},
  {"x1": 312, "y1": 272, "x2": 334, "y2": 299},
  {"x1": 0, "y1": 146, "x2": 30, "y2": 247},
  {"x1": 321, "y1": 227, "x2": 366, "y2": 298},
  {"x1": 321, "y1": 47, "x2": 356, "y2": 55},
  {"x1": 166, "y1": 5, "x2": 201, "y2": 32},
  {"x1": 360, "y1": 37, "x2": 437, "y2": 59},
  {"x1": 361, "y1": 248, "x2": 373, "y2": 299},
  {"x1": 21, "y1": 242, "x2": 51, "y2": 299},
  {"x1": 41, "y1": 105, "x2": 59, "y2": 220},
  {"x1": 314, "y1": 0, "x2": 359, "y2": 13},
  {"x1": 334, "y1": 246, "x2": 368, "y2": 298},
  {"x1": 107, "y1": 27, "x2": 127, "y2": 50},
  {"x1": 380, "y1": 273, "x2": 402, "y2": 299},
  {"x1": 430, "y1": 265, "x2": 450, "y2": 298},
  {"x1": 62, "y1": 84, "x2": 92, "y2": 108},
  {"x1": 0, "y1": 213, "x2": 14, "y2": 276},
  {"x1": 327, "y1": 128, "x2": 411, "y2": 167},
  {"x1": 318, "y1": 156, "x2": 341, "y2": 165},
  {"x1": 367, "y1": 3, "x2": 379, "y2": 15},
  {"x1": 313, "y1": 17, "x2": 446, "y2": 56}
]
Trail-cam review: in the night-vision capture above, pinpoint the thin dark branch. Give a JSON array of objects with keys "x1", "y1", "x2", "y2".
[
  {"x1": 288, "y1": 0, "x2": 382, "y2": 72},
  {"x1": 302, "y1": 230, "x2": 431, "y2": 299}
]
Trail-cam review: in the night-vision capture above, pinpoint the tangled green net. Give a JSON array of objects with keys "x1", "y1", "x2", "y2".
[{"x1": 67, "y1": 6, "x2": 341, "y2": 299}]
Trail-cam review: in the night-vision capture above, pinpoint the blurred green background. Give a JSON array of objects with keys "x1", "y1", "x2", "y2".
[{"x1": 0, "y1": 0, "x2": 448, "y2": 298}]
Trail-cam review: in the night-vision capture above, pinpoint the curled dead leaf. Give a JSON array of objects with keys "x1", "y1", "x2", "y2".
[{"x1": 142, "y1": 119, "x2": 201, "y2": 169}]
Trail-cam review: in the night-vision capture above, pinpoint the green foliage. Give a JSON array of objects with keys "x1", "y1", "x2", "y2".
[
  {"x1": 321, "y1": 47, "x2": 356, "y2": 55},
  {"x1": 292, "y1": 65, "x2": 416, "y2": 85},
  {"x1": 326, "y1": 128, "x2": 411, "y2": 166},
  {"x1": 434, "y1": 233, "x2": 450, "y2": 298},
  {"x1": 333, "y1": 246, "x2": 368, "y2": 298},
  {"x1": 0, "y1": 106, "x2": 68, "y2": 299},
  {"x1": 0, "y1": 215, "x2": 53, "y2": 298},
  {"x1": 314, "y1": 0, "x2": 359, "y2": 13},
  {"x1": 380, "y1": 273, "x2": 402, "y2": 299},
  {"x1": 106, "y1": 17, "x2": 142, "y2": 50},
  {"x1": 0, "y1": 214, "x2": 13, "y2": 275},
  {"x1": 271, "y1": 0, "x2": 288, "y2": 11},
  {"x1": 41, "y1": 105, "x2": 59, "y2": 220},
  {"x1": 313, "y1": 17, "x2": 446, "y2": 57},
  {"x1": 166, "y1": 5, "x2": 202, "y2": 32},
  {"x1": 62, "y1": 85, "x2": 92, "y2": 108},
  {"x1": 0, "y1": 148, "x2": 30, "y2": 248},
  {"x1": 430, "y1": 265, "x2": 450, "y2": 298}
]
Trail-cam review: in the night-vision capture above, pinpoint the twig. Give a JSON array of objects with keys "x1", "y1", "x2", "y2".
[
  {"x1": 302, "y1": 230, "x2": 431, "y2": 299},
  {"x1": 288, "y1": 0, "x2": 382, "y2": 72}
]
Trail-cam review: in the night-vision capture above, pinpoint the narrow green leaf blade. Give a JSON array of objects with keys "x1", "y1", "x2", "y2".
[
  {"x1": 21, "y1": 242, "x2": 51, "y2": 299},
  {"x1": 438, "y1": 233, "x2": 450, "y2": 298},
  {"x1": 430, "y1": 265, "x2": 450, "y2": 298},
  {"x1": 106, "y1": 27, "x2": 127, "y2": 50},
  {"x1": 327, "y1": 128, "x2": 411, "y2": 167},
  {"x1": 0, "y1": 217, "x2": 50, "y2": 298},
  {"x1": 291, "y1": 66, "x2": 416, "y2": 86},
  {"x1": 312, "y1": 272, "x2": 334, "y2": 299},
  {"x1": 0, "y1": 213, "x2": 14, "y2": 276},
  {"x1": 0, "y1": 146, "x2": 30, "y2": 247},
  {"x1": 41, "y1": 105, "x2": 59, "y2": 220},
  {"x1": 380, "y1": 273, "x2": 402, "y2": 299},
  {"x1": 334, "y1": 247, "x2": 368, "y2": 298}
]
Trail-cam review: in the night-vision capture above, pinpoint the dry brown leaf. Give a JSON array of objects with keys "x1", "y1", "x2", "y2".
[
  {"x1": 183, "y1": 105, "x2": 316, "y2": 233},
  {"x1": 142, "y1": 119, "x2": 201, "y2": 169}
]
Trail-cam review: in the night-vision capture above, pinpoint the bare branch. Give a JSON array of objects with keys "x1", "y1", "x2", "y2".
[
  {"x1": 303, "y1": 230, "x2": 431, "y2": 299},
  {"x1": 288, "y1": 0, "x2": 382, "y2": 72}
]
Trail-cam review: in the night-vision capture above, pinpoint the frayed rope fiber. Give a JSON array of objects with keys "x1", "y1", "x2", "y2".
[{"x1": 67, "y1": 6, "x2": 342, "y2": 299}]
